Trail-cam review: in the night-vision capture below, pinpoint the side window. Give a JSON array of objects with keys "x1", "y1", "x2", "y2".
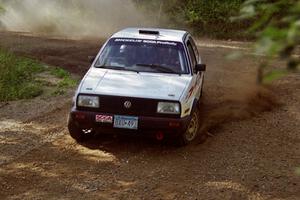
[
  {"x1": 187, "y1": 41, "x2": 197, "y2": 71},
  {"x1": 190, "y1": 38, "x2": 199, "y2": 62}
]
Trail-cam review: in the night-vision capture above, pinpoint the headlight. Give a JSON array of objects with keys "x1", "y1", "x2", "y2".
[
  {"x1": 157, "y1": 102, "x2": 180, "y2": 114},
  {"x1": 77, "y1": 95, "x2": 99, "y2": 108}
]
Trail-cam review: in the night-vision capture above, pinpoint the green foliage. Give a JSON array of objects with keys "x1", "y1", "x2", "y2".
[
  {"x1": 237, "y1": 0, "x2": 299, "y2": 83},
  {"x1": 57, "y1": 77, "x2": 77, "y2": 88},
  {"x1": 263, "y1": 70, "x2": 288, "y2": 84},
  {"x1": 0, "y1": 1, "x2": 5, "y2": 13},
  {"x1": 184, "y1": 0, "x2": 247, "y2": 38},
  {"x1": 0, "y1": 49, "x2": 45, "y2": 101},
  {"x1": 0, "y1": 49, "x2": 77, "y2": 101},
  {"x1": 134, "y1": 0, "x2": 248, "y2": 38},
  {"x1": 50, "y1": 67, "x2": 77, "y2": 96},
  {"x1": 52, "y1": 77, "x2": 77, "y2": 96},
  {"x1": 50, "y1": 67, "x2": 70, "y2": 79}
]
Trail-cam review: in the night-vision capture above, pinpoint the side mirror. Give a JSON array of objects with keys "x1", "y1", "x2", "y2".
[
  {"x1": 195, "y1": 64, "x2": 206, "y2": 72},
  {"x1": 88, "y1": 56, "x2": 96, "y2": 64}
]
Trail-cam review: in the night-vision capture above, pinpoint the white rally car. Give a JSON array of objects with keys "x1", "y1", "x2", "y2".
[{"x1": 68, "y1": 28, "x2": 206, "y2": 145}]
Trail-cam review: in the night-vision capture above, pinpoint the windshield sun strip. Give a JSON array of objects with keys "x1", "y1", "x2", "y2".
[{"x1": 94, "y1": 38, "x2": 190, "y2": 74}]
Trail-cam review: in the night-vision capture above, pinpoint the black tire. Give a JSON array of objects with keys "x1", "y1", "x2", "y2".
[
  {"x1": 177, "y1": 107, "x2": 201, "y2": 146},
  {"x1": 68, "y1": 116, "x2": 89, "y2": 142}
]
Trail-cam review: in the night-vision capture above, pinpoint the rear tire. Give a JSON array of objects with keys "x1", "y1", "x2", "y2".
[{"x1": 177, "y1": 107, "x2": 201, "y2": 146}]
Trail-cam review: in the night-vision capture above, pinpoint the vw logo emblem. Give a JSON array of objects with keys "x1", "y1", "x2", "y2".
[{"x1": 124, "y1": 101, "x2": 132, "y2": 109}]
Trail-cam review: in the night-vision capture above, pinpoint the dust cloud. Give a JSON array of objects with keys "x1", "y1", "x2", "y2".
[
  {"x1": 199, "y1": 85, "x2": 279, "y2": 137},
  {"x1": 191, "y1": 40, "x2": 282, "y2": 140},
  {"x1": 0, "y1": 0, "x2": 152, "y2": 38},
  {"x1": 197, "y1": 63, "x2": 280, "y2": 141}
]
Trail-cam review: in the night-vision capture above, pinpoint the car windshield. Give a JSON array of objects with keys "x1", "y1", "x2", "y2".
[{"x1": 95, "y1": 38, "x2": 189, "y2": 74}]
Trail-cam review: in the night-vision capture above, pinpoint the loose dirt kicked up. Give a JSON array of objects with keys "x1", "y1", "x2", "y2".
[{"x1": 0, "y1": 32, "x2": 299, "y2": 200}]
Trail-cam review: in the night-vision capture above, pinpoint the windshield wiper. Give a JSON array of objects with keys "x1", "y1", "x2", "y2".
[
  {"x1": 95, "y1": 65, "x2": 139, "y2": 73},
  {"x1": 135, "y1": 63, "x2": 177, "y2": 73}
]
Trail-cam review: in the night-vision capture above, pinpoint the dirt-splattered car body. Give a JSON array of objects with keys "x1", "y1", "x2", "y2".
[{"x1": 68, "y1": 28, "x2": 206, "y2": 145}]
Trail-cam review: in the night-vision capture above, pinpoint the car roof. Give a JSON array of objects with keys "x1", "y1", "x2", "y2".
[{"x1": 111, "y1": 28, "x2": 189, "y2": 43}]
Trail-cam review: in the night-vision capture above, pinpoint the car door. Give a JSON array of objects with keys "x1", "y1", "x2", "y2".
[{"x1": 186, "y1": 36, "x2": 204, "y2": 102}]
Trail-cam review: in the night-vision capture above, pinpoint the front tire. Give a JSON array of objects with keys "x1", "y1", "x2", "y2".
[
  {"x1": 177, "y1": 107, "x2": 201, "y2": 146},
  {"x1": 68, "y1": 116, "x2": 90, "y2": 142}
]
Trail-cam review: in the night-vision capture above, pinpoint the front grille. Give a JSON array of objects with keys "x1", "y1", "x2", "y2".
[{"x1": 77, "y1": 94, "x2": 180, "y2": 118}]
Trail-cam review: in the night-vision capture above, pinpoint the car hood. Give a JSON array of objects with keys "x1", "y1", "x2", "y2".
[{"x1": 79, "y1": 68, "x2": 191, "y2": 101}]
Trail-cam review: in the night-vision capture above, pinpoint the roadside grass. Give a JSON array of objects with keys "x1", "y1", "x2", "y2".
[
  {"x1": 49, "y1": 67, "x2": 77, "y2": 95},
  {"x1": 0, "y1": 49, "x2": 45, "y2": 101},
  {"x1": 0, "y1": 49, "x2": 77, "y2": 102},
  {"x1": 50, "y1": 67, "x2": 70, "y2": 79}
]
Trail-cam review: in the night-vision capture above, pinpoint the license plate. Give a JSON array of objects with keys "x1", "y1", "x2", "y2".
[{"x1": 113, "y1": 115, "x2": 138, "y2": 130}]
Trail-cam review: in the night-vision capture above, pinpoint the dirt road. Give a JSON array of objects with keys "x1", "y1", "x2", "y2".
[{"x1": 0, "y1": 32, "x2": 299, "y2": 200}]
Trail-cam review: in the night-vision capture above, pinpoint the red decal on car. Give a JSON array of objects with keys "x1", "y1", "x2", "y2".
[
  {"x1": 186, "y1": 86, "x2": 195, "y2": 100},
  {"x1": 96, "y1": 115, "x2": 113, "y2": 123}
]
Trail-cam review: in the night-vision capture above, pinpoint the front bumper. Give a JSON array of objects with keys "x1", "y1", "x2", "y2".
[{"x1": 69, "y1": 107, "x2": 191, "y2": 137}]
